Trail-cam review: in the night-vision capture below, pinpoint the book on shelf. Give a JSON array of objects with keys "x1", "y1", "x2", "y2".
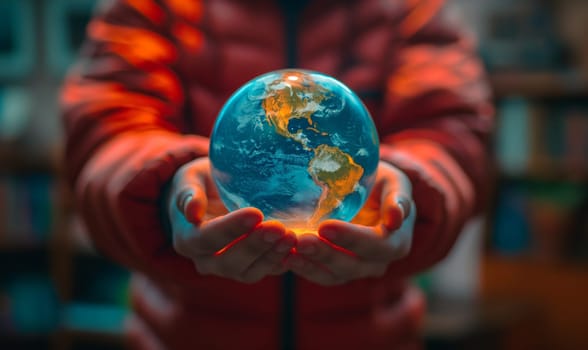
[
  {"x1": 0, "y1": 1, "x2": 35, "y2": 80},
  {"x1": 493, "y1": 97, "x2": 588, "y2": 262},
  {"x1": 495, "y1": 98, "x2": 588, "y2": 178},
  {"x1": 491, "y1": 179, "x2": 588, "y2": 263},
  {"x1": 0, "y1": 274, "x2": 59, "y2": 334},
  {"x1": 0, "y1": 174, "x2": 56, "y2": 248}
]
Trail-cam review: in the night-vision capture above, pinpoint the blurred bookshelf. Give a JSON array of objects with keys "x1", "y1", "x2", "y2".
[
  {"x1": 0, "y1": 1, "x2": 130, "y2": 350},
  {"x1": 479, "y1": 1, "x2": 588, "y2": 348},
  {"x1": 491, "y1": 71, "x2": 588, "y2": 100},
  {"x1": 488, "y1": 85, "x2": 588, "y2": 262},
  {"x1": 483, "y1": 99, "x2": 588, "y2": 348}
]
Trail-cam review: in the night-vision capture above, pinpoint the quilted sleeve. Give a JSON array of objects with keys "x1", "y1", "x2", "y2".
[
  {"x1": 61, "y1": 0, "x2": 208, "y2": 283},
  {"x1": 378, "y1": 0, "x2": 494, "y2": 276}
]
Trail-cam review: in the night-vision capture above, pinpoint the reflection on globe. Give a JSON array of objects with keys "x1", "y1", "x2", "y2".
[{"x1": 209, "y1": 70, "x2": 380, "y2": 232}]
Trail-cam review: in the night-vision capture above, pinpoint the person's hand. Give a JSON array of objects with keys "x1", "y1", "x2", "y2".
[
  {"x1": 167, "y1": 158, "x2": 296, "y2": 283},
  {"x1": 285, "y1": 161, "x2": 416, "y2": 286}
]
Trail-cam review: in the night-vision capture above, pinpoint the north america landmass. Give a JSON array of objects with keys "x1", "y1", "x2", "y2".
[{"x1": 261, "y1": 71, "x2": 364, "y2": 227}]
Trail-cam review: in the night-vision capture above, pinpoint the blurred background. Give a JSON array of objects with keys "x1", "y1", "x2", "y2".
[{"x1": 0, "y1": 0, "x2": 586, "y2": 349}]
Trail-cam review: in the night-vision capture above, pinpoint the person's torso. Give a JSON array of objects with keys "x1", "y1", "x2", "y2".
[
  {"x1": 129, "y1": 1, "x2": 423, "y2": 349},
  {"x1": 174, "y1": 0, "x2": 400, "y2": 137}
]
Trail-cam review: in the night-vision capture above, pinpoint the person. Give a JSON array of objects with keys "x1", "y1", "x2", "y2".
[{"x1": 61, "y1": 0, "x2": 493, "y2": 349}]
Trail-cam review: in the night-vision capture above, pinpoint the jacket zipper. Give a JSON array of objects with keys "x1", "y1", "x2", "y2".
[{"x1": 277, "y1": 2, "x2": 308, "y2": 349}]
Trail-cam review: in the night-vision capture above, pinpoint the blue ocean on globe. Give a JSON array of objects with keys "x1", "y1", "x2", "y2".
[{"x1": 209, "y1": 70, "x2": 379, "y2": 231}]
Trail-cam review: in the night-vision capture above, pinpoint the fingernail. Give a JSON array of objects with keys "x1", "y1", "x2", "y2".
[
  {"x1": 177, "y1": 192, "x2": 192, "y2": 212},
  {"x1": 396, "y1": 198, "x2": 411, "y2": 219}
]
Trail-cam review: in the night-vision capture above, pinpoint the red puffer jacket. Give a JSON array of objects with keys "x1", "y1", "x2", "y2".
[{"x1": 61, "y1": 0, "x2": 493, "y2": 349}]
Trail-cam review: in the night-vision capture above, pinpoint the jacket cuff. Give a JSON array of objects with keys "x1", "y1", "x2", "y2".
[
  {"x1": 75, "y1": 131, "x2": 209, "y2": 285},
  {"x1": 379, "y1": 139, "x2": 475, "y2": 276}
]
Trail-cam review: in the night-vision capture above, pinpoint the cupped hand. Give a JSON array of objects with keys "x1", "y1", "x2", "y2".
[
  {"x1": 168, "y1": 158, "x2": 296, "y2": 283},
  {"x1": 285, "y1": 161, "x2": 416, "y2": 286}
]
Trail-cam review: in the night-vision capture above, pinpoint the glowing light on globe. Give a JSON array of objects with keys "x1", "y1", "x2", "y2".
[{"x1": 209, "y1": 70, "x2": 379, "y2": 231}]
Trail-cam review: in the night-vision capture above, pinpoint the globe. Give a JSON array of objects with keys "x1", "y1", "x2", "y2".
[{"x1": 209, "y1": 70, "x2": 380, "y2": 232}]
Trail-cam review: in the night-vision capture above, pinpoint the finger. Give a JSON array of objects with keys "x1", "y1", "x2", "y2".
[
  {"x1": 297, "y1": 234, "x2": 357, "y2": 266},
  {"x1": 381, "y1": 195, "x2": 413, "y2": 231},
  {"x1": 299, "y1": 234, "x2": 357, "y2": 272},
  {"x1": 194, "y1": 208, "x2": 263, "y2": 254},
  {"x1": 379, "y1": 161, "x2": 412, "y2": 199},
  {"x1": 386, "y1": 200, "x2": 416, "y2": 259},
  {"x1": 285, "y1": 255, "x2": 342, "y2": 286},
  {"x1": 379, "y1": 163, "x2": 413, "y2": 231},
  {"x1": 177, "y1": 186, "x2": 208, "y2": 224},
  {"x1": 297, "y1": 234, "x2": 386, "y2": 279},
  {"x1": 269, "y1": 229, "x2": 298, "y2": 275},
  {"x1": 241, "y1": 232, "x2": 297, "y2": 282},
  {"x1": 214, "y1": 221, "x2": 286, "y2": 277},
  {"x1": 172, "y1": 160, "x2": 210, "y2": 224},
  {"x1": 318, "y1": 221, "x2": 398, "y2": 262},
  {"x1": 299, "y1": 234, "x2": 389, "y2": 279}
]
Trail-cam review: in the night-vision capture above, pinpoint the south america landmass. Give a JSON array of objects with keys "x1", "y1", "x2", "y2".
[{"x1": 261, "y1": 72, "x2": 364, "y2": 228}]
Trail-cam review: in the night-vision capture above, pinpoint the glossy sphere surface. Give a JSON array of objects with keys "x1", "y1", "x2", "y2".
[{"x1": 210, "y1": 70, "x2": 379, "y2": 231}]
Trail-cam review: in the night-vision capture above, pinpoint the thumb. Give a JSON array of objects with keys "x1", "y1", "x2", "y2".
[
  {"x1": 175, "y1": 164, "x2": 208, "y2": 225},
  {"x1": 382, "y1": 194, "x2": 412, "y2": 231},
  {"x1": 176, "y1": 185, "x2": 207, "y2": 225},
  {"x1": 379, "y1": 163, "x2": 413, "y2": 231}
]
